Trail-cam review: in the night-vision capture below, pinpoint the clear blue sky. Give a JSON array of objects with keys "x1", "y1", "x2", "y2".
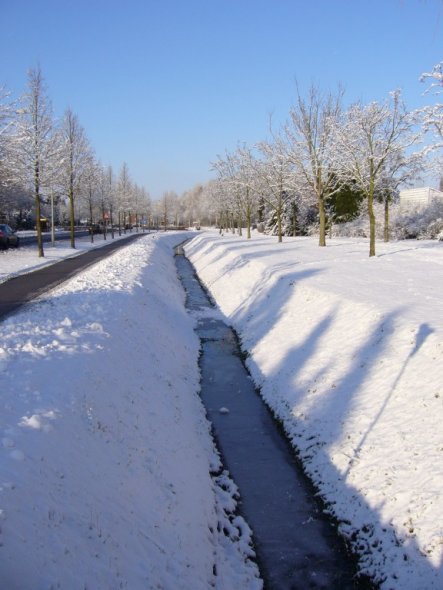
[{"x1": 1, "y1": 0, "x2": 442, "y2": 199}]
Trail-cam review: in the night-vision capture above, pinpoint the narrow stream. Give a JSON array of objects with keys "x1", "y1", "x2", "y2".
[{"x1": 175, "y1": 245, "x2": 370, "y2": 590}]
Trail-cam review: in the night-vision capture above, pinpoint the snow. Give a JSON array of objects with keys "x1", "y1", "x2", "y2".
[
  {"x1": 0, "y1": 233, "x2": 262, "y2": 589},
  {"x1": 2, "y1": 229, "x2": 443, "y2": 589},
  {"x1": 185, "y1": 231, "x2": 443, "y2": 590}
]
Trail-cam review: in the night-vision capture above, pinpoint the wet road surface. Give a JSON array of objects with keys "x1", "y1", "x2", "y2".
[{"x1": 175, "y1": 246, "x2": 371, "y2": 590}]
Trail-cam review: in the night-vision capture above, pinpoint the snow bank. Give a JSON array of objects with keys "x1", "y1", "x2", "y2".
[
  {"x1": 186, "y1": 231, "x2": 443, "y2": 590},
  {"x1": 0, "y1": 233, "x2": 261, "y2": 589}
]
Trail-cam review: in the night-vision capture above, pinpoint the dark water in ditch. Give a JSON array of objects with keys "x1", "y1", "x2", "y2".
[{"x1": 175, "y1": 245, "x2": 371, "y2": 590}]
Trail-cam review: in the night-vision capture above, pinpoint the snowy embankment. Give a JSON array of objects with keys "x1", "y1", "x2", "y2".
[
  {"x1": 0, "y1": 233, "x2": 261, "y2": 589},
  {"x1": 185, "y1": 231, "x2": 443, "y2": 590}
]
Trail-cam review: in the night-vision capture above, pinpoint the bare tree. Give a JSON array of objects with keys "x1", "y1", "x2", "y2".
[
  {"x1": 213, "y1": 145, "x2": 259, "y2": 238},
  {"x1": 14, "y1": 67, "x2": 58, "y2": 256},
  {"x1": 378, "y1": 150, "x2": 424, "y2": 242},
  {"x1": 159, "y1": 190, "x2": 176, "y2": 230},
  {"x1": 333, "y1": 91, "x2": 422, "y2": 256},
  {"x1": 116, "y1": 162, "x2": 132, "y2": 234},
  {"x1": 0, "y1": 86, "x2": 16, "y2": 203},
  {"x1": 420, "y1": 61, "x2": 443, "y2": 141},
  {"x1": 256, "y1": 134, "x2": 295, "y2": 242},
  {"x1": 284, "y1": 85, "x2": 344, "y2": 247},
  {"x1": 59, "y1": 108, "x2": 90, "y2": 248},
  {"x1": 104, "y1": 165, "x2": 115, "y2": 238},
  {"x1": 81, "y1": 154, "x2": 100, "y2": 242},
  {"x1": 139, "y1": 186, "x2": 152, "y2": 231}
]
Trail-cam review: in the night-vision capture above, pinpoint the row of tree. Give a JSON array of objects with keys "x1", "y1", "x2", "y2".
[
  {"x1": 0, "y1": 67, "x2": 154, "y2": 257},
  {"x1": 2, "y1": 64, "x2": 442, "y2": 258},
  {"x1": 208, "y1": 63, "x2": 443, "y2": 256}
]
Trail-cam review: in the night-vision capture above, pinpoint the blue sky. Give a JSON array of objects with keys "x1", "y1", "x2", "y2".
[{"x1": 1, "y1": 0, "x2": 442, "y2": 198}]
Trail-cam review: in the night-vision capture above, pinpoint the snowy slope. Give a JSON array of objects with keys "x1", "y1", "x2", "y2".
[
  {"x1": 0, "y1": 233, "x2": 261, "y2": 589},
  {"x1": 186, "y1": 231, "x2": 443, "y2": 590}
]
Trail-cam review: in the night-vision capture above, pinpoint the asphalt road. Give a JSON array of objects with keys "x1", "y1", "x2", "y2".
[{"x1": 0, "y1": 232, "x2": 145, "y2": 320}]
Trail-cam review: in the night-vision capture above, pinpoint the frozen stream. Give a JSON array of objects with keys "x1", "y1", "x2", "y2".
[{"x1": 175, "y1": 246, "x2": 371, "y2": 590}]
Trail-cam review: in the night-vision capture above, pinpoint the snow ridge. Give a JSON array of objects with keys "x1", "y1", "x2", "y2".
[
  {"x1": 0, "y1": 233, "x2": 261, "y2": 589},
  {"x1": 186, "y1": 231, "x2": 443, "y2": 590}
]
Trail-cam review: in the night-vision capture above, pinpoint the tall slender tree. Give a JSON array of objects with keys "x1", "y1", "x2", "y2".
[
  {"x1": 420, "y1": 61, "x2": 443, "y2": 141},
  {"x1": 14, "y1": 67, "x2": 58, "y2": 257},
  {"x1": 59, "y1": 108, "x2": 90, "y2": 248},
  {"x1": 116, "y1": 162, "x2": 132, "y2": 234},
  {"x1": 0, "y1": 86, "x2": 17, "y2": 214},
  {"x1": 285, "y1": 85, "x2": 344, "y2": 247},
  {"x1": 82, "y1": 154, "x2": 100, "y2": 242},
  {"x1": 256, "y1": 135, "x2": 294, "y2": 242},
  {"x1": 333, "y1": 91, "x2": 421, "y2": 256}
]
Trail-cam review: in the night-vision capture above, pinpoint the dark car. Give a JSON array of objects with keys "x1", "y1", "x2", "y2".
[{"x1": 0, "y1": 224, "x2": 20, "y2": 250}]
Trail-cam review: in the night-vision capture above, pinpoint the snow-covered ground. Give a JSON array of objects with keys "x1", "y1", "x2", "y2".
[
  {"x1": 185, "y1": 231, "x2": 443, "y2": 590},
  {"x1": 0, "y1": 233, "x2": 262, "y2": 589},
  {"x1": 2, "y1": 230, "x2": 442, "y2": 589},
  {"x1": 0, "y1": 231, "x2": 132, "y2": 284}
]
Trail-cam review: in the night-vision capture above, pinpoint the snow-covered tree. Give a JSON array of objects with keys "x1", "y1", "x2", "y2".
[
  {"x1": 81, "y1": 153, "x2": 101, "y2": 242},
  {"x1": 139, "y1": 186, "x2": 152, "y2": 230},
  {"x1": 212, "y1": 153, "x2": 241, "y2": 233},
  {"x1": 212, "y1": 145, "x2": 259, "y2": 238},
  {"x1": 420, "y1": 61, "x2": 443, "y2": 141},
  {"x1": 182, "y1": 184, "x2": 205, "y2": 228},
  {"x1": 159, "y1": 190, "x2": 177, "y2": 230},
  {"x1": 14, "y1": 67, "x2": 59, "y2": 256},
  {"x1": 333, "y1": 91, "x2": 422, "y2": 256},
  {"x1": 256, "y1": 134, "x2": 296, "y2": 242},
  {"x1": 199, "y1": 180, "x2": 221, "y2": 227},
  {"x1": 59, "y1": 108, "x2": 91, "y2": 248},
  {"x1": 199, "y1": 179, "x2": 231, "y2": 232},
  {"x1": 377, "y1": 149, "x2": 424, "y2": 242},
  {"x1": 103, "y1": 165, "x2": 116, "y2": 238},
  {"x1": 0, "y1": 85, "x2": 16, "y2": 206},
  {"x1": 116, "y1": 162, "x2": 132, "y2": 234},
  {"x1": 284, "y1": 85, "x2": 345, "y2": 247}
]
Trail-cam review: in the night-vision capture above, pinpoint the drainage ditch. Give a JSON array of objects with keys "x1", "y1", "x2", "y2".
[{"x1": 175, "y1": 244, "x2": 372, "y2": 590}]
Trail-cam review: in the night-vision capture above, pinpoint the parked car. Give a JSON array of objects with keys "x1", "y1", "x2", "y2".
[{"x1": 0, "y1": 224, "x2": 20, "y2": 250}]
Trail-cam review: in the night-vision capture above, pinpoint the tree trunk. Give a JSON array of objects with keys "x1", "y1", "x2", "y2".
[
  {"x1": 384, "y1": 198, "x2": 390, "y2": 242},
  {"x1": 34, "y1": 159, "x2": 44, "y2": 258},
  {"x1": 246, "y1": 205, "x2": 251, "y2": 239},
  {"x1": 318, "y1": 196, "x2": 326, "y2": 247},
  {"x1": 258, "y1": 197, "x2": 265, "y2": 223},
  {"x1": 102, "y1": 205, "x2": 107, "y2": 240},
  {"x1": 277, "y1": 202, "x2": 283, "y2": 243},
  {"x1": 69, "y1": 184, "x2": 75, "y2": 249},
  {"x1": 89, "y1": 199, "x2": 94, "y2": 243},
  {"x1": 368, "y1": 189, "x2": 376, "y2": 257}
]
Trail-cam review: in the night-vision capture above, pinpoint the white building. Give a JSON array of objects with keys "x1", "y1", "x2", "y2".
[{"x1": 399, "y1": 187, "x2": 443, "y2": 211}]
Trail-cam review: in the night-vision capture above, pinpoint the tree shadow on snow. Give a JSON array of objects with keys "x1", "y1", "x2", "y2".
[{"x1": 239, "y1": 284, "x2": 442, "y2": 588}]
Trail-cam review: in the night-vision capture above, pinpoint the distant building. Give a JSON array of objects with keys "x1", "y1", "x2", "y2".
[{"x1": 399, "y1": 187, "x2": 443, "y2": 211}]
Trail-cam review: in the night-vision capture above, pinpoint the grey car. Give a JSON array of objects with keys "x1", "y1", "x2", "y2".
[{"x1": 0, "y1": 224, "x2": 20, "y2": 250}]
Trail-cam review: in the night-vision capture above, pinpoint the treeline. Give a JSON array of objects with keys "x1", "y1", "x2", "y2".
[
  {"x1": 0, "y1": 66, "x2": 153, "y2": 257},
  {"x1": 205, "y1": 63, "x2": 443, "y2": 256},
  {"x1": 3, "y1": 64, "x2": 442, "y2": 258}
]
